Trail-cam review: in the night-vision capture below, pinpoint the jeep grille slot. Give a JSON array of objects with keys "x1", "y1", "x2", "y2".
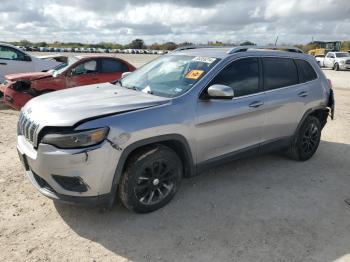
[{"x1": 18, "y1": 112, "x2": 39, "y2": 144}]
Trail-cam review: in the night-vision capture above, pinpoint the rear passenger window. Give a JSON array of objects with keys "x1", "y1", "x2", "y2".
[
  {"x1": 295, "y1": 59, "x2": 317, "y2": 83},
  {"x1": 101, "y1": 59, "x2": 128, "y2": 73},
  {"x1": 209, "y1": 57, "x2": 259, "y2": 97},
  {"x1": 263, "y1": 57, "x2": 298, "y2": 90}
]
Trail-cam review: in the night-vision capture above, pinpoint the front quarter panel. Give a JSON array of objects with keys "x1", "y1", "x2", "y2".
[
  {"x1": 77, "y1": 98, "x2": 196, "y2": 153},
  {"x1": 76, "y1": 97, "x2": 197, "y2": 187}
]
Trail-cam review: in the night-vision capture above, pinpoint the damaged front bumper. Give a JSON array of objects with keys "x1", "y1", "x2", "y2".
[
  {"x1": 17, "y1": 136, "x2": 121, "y2": 205},
  {"x1": 0, "y1": 82, "x2": 32, "y2": 110}
]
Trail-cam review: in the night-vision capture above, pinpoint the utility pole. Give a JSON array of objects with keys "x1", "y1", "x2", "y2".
[{"x1": 274, "y1": 36, "x2": 279, "y2": 46}]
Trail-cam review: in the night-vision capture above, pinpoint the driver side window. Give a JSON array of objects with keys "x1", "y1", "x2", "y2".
[
  {"x1": 209, "y1": 57, "x2": 260, "y2": 98},
  {"x1": 0, "y1": 46, "x2": 26, "y2": 61},
  {"x1": 71, "y1": 60, "x2": 97, "y2": 76}
]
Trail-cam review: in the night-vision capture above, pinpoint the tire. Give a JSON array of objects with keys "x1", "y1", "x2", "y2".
[
  {"x1": 118, "y1": 145, "x2": 183, "y2": 213},
  {"x1": 334, "y1": 63, "x2": 339, "y2": 71},
  {"x1": 288, "y1": 116, "x2": 321, "y2": 161}
]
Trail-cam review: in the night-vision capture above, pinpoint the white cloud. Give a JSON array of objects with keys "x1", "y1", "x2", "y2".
[{"x1": 0, "y1": 0, "x2": 349, "y2": 44}]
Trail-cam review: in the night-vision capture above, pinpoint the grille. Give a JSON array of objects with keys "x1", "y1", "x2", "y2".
[
  {"x1": 346, "y1": 60, "x2": 350, "y2": 65},
  {"x1": 17, "y1": 112, "x2": 39, "y2": 144}
]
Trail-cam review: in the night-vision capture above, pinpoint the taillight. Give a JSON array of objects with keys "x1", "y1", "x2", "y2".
[{"x1": 327, "y1": 79, "x2": 333, "y2": 89}]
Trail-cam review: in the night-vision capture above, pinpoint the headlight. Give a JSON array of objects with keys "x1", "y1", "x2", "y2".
[
  {"x1": 339, "y1": 60, "x2": 345, "y2": 64},
  {"x1": 41, "y1": 127, "x2": 109, "y2": 149}
]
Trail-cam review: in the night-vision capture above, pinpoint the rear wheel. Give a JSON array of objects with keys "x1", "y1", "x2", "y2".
[
  {"x1": 288, "y1": 116, "x2": 321, "y2": 161},
  {"x1": 118, "y1": 145, "x2": 182, "y2": 213}
]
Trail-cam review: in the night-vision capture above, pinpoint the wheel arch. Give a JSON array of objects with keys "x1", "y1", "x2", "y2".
[
  {"x1": 294, "y1": 106, "x2": 329, "y2": 139},
  {"x1": 109, "y1": 134, "x2": 195, "y2": 199}
]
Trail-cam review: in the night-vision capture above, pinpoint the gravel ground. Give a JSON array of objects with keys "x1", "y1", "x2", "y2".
[{"x1": 0, "y1": 55, "x2": 350, "y2": 262}]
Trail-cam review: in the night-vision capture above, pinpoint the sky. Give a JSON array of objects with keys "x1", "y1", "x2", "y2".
[{"x1": 0, "y1": 0, "x2": 349, "y2": 45}]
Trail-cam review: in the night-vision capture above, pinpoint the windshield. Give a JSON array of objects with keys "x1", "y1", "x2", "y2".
[
  {"x1": 335, "y1": 52, "x2": 350, "y2": 58},
  {"x1": 52, "y1": 56, "x2": 79, "y2": 76},
  {"x1": 120, "y1": 55, "x2": 220, "y2": 98}
]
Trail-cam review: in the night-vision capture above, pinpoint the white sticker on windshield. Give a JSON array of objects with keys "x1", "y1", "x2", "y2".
[
  {"x1": 192, "y1": 56, "x2": 216, "y2": 64},
  {"x1": 142, "y1": 85, "x2": 151, "y2": 94}
]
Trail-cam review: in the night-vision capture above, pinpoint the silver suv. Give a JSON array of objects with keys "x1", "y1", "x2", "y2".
[{"x1": 17, "y1": 46, "x2": 335, "y2": 213}]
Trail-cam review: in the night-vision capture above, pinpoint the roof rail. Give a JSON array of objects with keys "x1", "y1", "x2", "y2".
[
  {"x1": 227, "y1": 45, "x2": 304, "y2": 54},
  {"x1": 173, "y1": 45, "x2": 231, "y2": 52}
]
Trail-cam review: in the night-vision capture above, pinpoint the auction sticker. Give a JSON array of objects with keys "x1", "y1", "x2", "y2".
[
  {"x1": 185, "y1": 70, "x2": 204, "y2": 80},
  {"x1": 192, "y1": 56, "x2": 216, "y2": 64}
]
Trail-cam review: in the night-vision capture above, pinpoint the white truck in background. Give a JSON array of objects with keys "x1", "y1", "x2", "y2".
[{"x1": 323, "y1": 52, "x2": 350, "y2": 71}]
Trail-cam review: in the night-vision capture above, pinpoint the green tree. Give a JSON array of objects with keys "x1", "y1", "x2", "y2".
[
  {"x1": 18, "y1": 39, "x2": 31, "y2": 47},
  {"x1": 129, "y1": 39, "x2": 146, "y2": 49},
  {"x1": 240, "y1": 41, "x2": 256, "y2": 46},
  {"x1": 162, "y1": 42, "x2": 177, "y2": 50}
]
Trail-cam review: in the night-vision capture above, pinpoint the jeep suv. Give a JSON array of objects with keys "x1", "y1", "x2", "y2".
[{"x1": 17, "y1": 46, "x2": 334, "y2": 213}]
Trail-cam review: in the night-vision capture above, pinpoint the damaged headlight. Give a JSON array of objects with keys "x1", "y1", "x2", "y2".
[{"x1": 41, "y1": 127, "x2": 109, "y2": 149}]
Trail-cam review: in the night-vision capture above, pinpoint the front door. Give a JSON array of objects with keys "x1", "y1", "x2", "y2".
[
  {"x1": 0, "y1": 45, "x2": 34, "y2": 82},
  {"x1": 195, "y1": 57, "x2": 265, "y2": 163},
  {"x1": 66, "y1": 59, "x2": 100, "y2": 88},
  {"x1": 324, "y1": 53, "x2": 335, "y2": 68}
]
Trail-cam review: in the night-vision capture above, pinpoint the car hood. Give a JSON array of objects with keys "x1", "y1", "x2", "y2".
[
  {"x1": 6, "y1": 71, "x2": 52, "y2": 81},
  {"x1": 22, "y1": 82, "x2": 170, "y2": 127}
]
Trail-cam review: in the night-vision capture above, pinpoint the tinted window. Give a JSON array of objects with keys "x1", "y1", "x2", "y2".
[
  {"x1": 295, "y1": 59, "x2": 317, "y2": 83},
  {"x1": 101, "y1": 59, "x2": 128, "y2": 73},
  {"x1": 263, "y1": 57, "x2": 298, "y2": 90},
  {"x1": 210, "y1": 57, "x2": 259, "y2": 97},
  {"x1": 0, "y1": 46, "x2": 26, "y2": 61}
]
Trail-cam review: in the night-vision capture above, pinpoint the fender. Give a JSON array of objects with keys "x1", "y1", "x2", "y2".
[
  {"x1": 107, "y1": 134, "x2": 195, "y2": 207},
  {"x1": 293, "y1": 105, "x2": 330, "y2": 143}
]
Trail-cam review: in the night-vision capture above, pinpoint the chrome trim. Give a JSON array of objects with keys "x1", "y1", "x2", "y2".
[{"x1": 17, "y1": 112, "x2": 39, "y2": 146}]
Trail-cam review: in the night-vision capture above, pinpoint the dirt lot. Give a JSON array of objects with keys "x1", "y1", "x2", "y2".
[{"x1": 1, "y1": 55, "x2": 350, "y2": 262}]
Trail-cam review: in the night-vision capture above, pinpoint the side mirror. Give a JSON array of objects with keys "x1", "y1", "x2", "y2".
[
  {"x1": 206, "y1": 84, "x2": 234, "y2": 99},
  {"x1": 122, "y1": 72, "x2": 131, "y2": 78},
  {"x1": 24, "y1": 55, "x2": 32, "y2": 62}
]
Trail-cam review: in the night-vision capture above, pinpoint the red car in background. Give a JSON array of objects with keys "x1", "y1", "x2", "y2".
[{"x1": 0, "y1": 55, "x2": 135, "y2": 110}]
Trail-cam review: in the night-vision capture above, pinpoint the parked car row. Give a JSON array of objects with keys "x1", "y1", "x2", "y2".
[
  {"x1": 0, "y1": 43, "x2": 136, "y2": 109},
  {"x1": 16, "y1": 45, "x2": 167, "y2": 55}
]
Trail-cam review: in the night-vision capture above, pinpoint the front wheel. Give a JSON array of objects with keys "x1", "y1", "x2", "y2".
[
  {"x1": 334, "y1": 63, "x2": 339, "y2": 71},
  {"x1": 288, "y1": 116, "x2": 321, "y2": 161},
  {"x1": 118, "y1": 145, "x2": 183, "y2": 213}
]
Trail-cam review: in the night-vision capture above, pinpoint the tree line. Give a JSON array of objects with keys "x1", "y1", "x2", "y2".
[{"x1": 5, "y1": 39, "x2": 350, "y2": 51}]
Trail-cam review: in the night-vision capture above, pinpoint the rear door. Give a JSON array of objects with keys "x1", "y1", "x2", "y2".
[
  {"x1": 0, "y1": 45, "x2": 34, "y2": 82},
  {"x1": 261, "y1": 57, "x2": 314, "y2": 143},
  {"x1": 98, "y1": 58, "x2": 130, "y2": 83},
  {"x1": 66, "y1": 59, "x2": 100, "y2": 88},
  {"x1": 195, "y1": 57, "x2": 266, "y2": 163}
]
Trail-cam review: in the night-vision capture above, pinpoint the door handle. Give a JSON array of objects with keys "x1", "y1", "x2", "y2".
[
  {"x1": 0, "y1": 62, "x2": 7, "y2": 65},
  {"x1": 249, "y1": 101, "x2": 264, "y2": 108},
  {"x1": 298, "y1": 91, "x2": 308, "y2": 97}
]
